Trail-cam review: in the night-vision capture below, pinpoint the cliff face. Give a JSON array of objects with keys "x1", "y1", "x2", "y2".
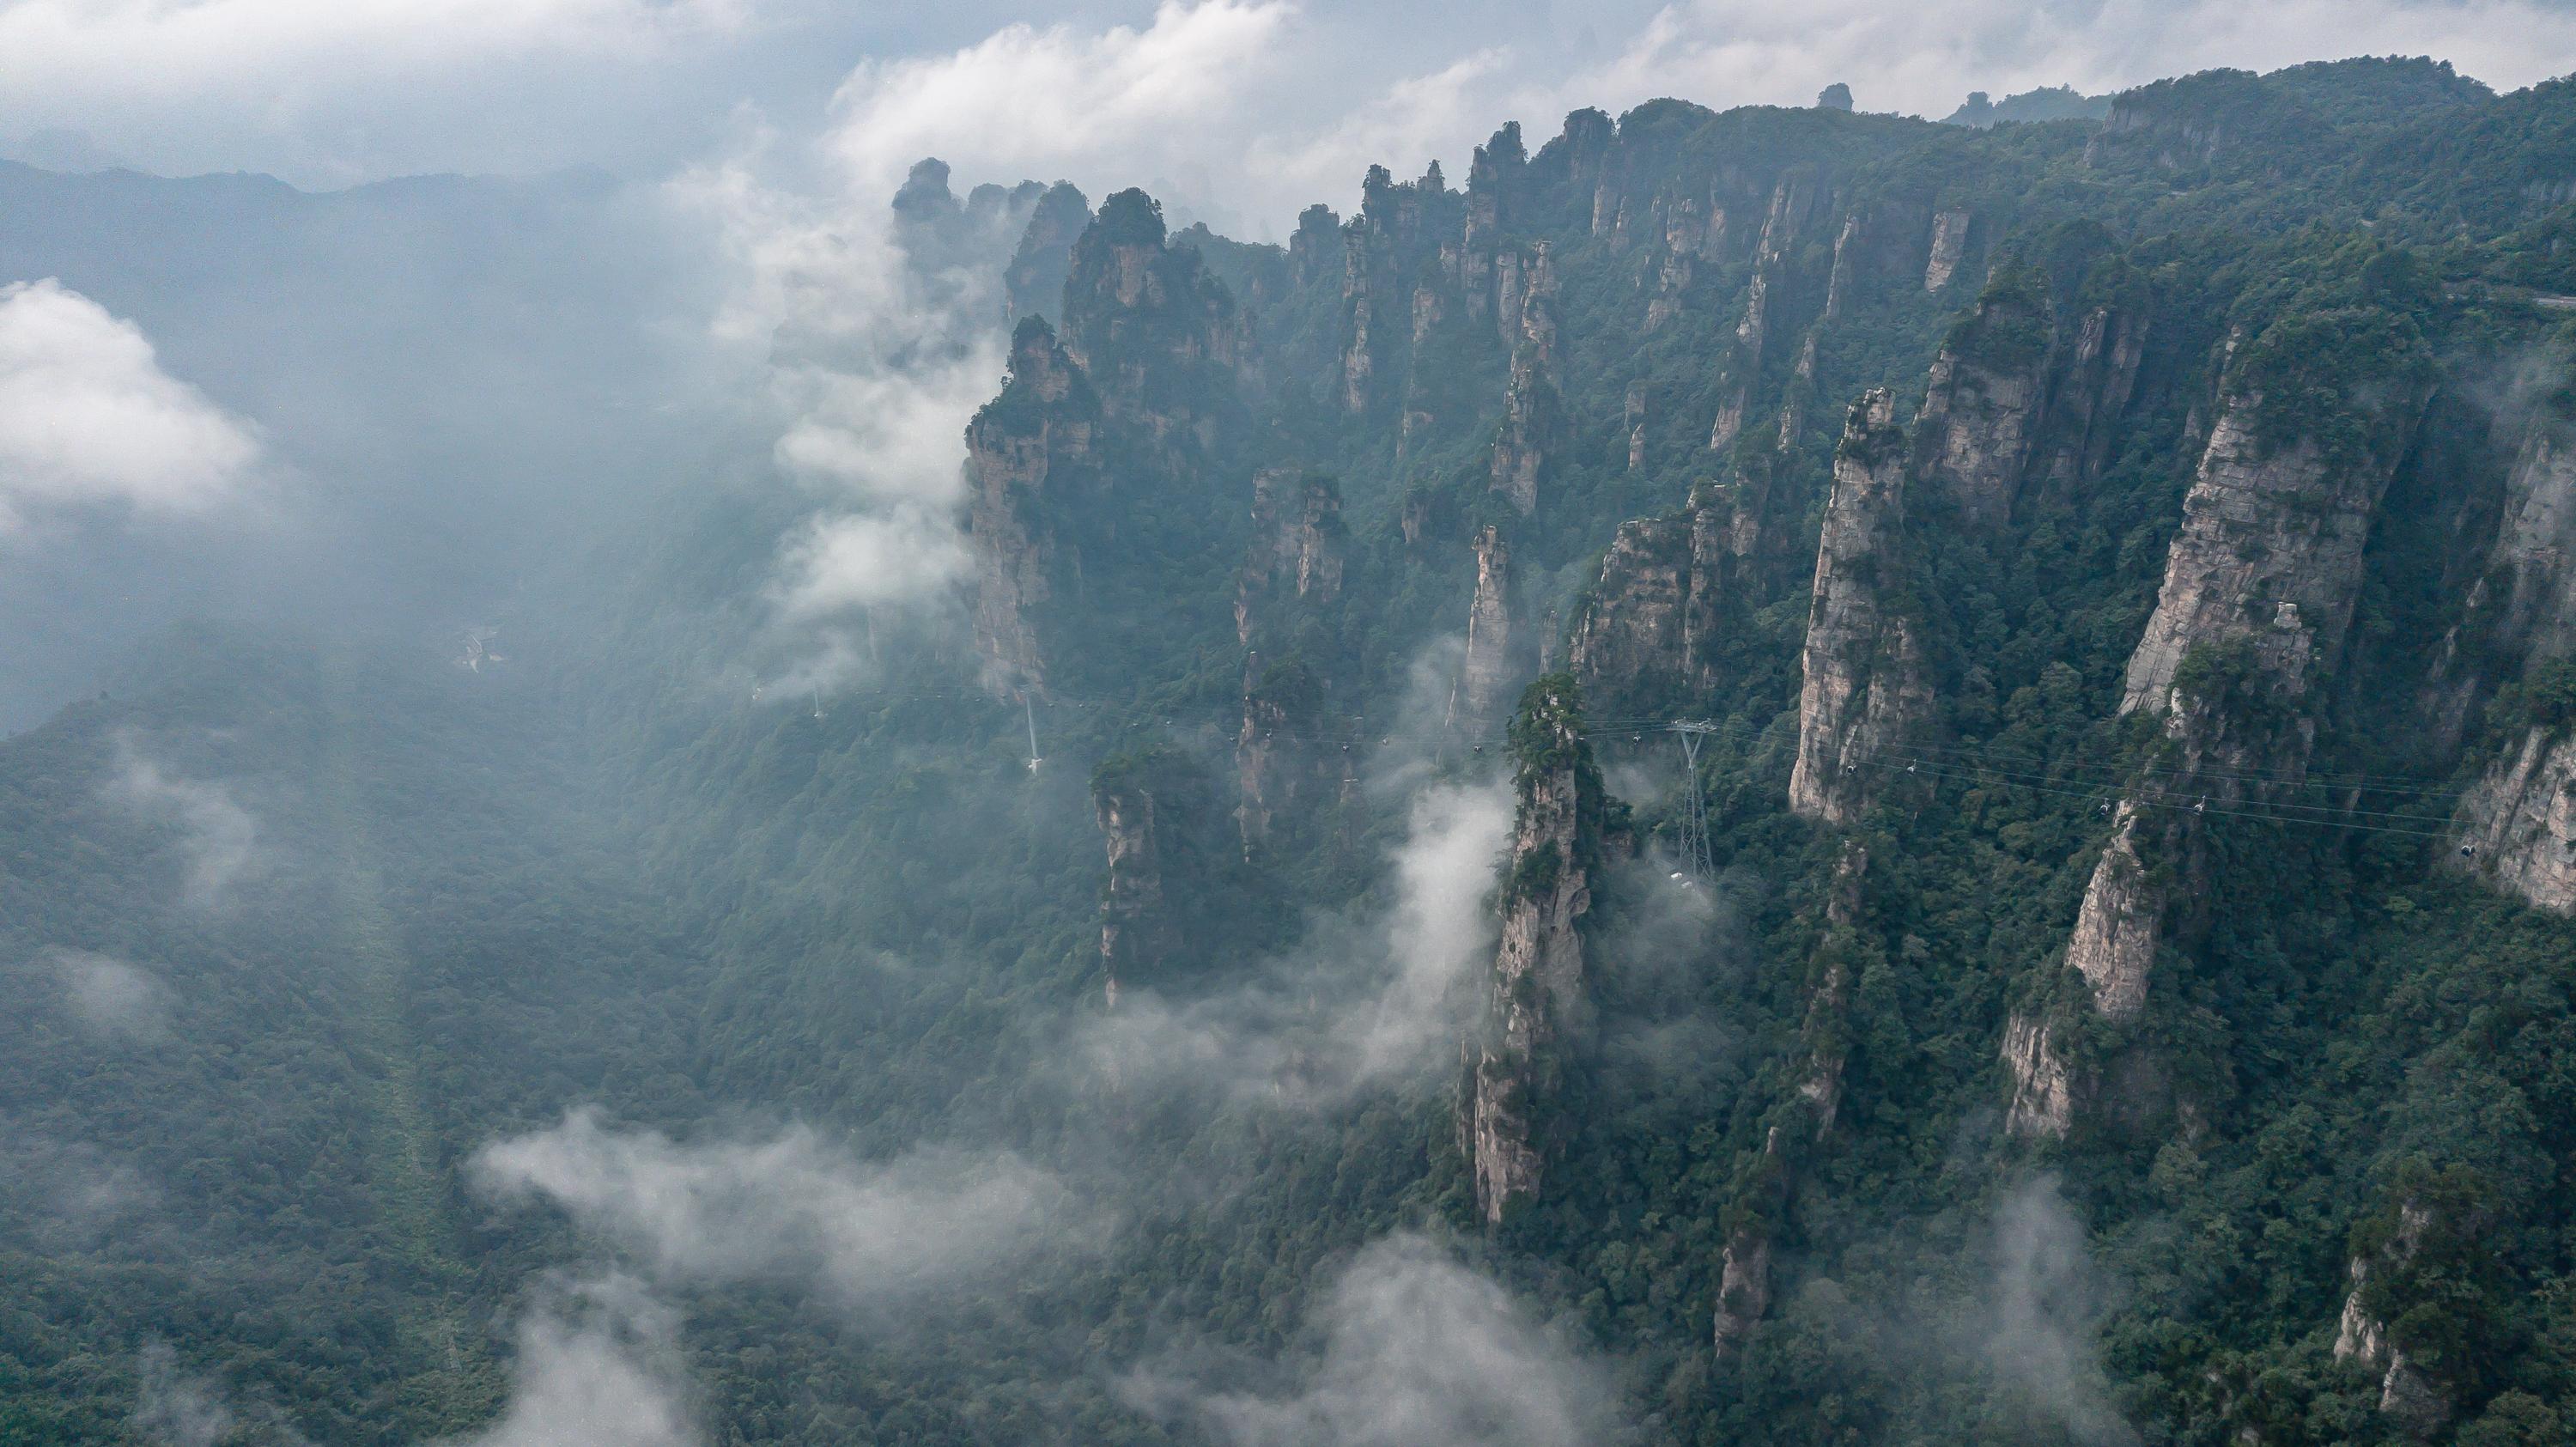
[
  {"x1": 1003, "y1": 181, "x2": 1091, "y2": 325},
  {"x1": 964, "y1": 318, "x2": 1103, "y2": 692},
  {"x1": 1236, "y1": 658, "x2": 1329, "y2": 858},
  {"x1": 1914, "y1": 277, "x2": 2050, "y2": 526},
  {"x1": 1569, "y1": 472, "x2": 1769, "y2": 714},
  {"x1": 2121, "y1": 385, "x2": 2426, "y2": 715},
  {"x1": 2443, "y1": 416, "x2": 2576, "y2": 910},
  {"x1": 1490, "y1": 244, "x2": 1561, "y2": 514},
  {"x1": 1235, "y1": 469, "x2": 1346, "y2": 645},
  {"x1": 1464, "y1": 675, "x2": 1601, "y2": 1223},
  {"x1": 2454, "y1": 727, "x2": 2576, "y2": 911},
  {"x1": 2007, "y1": 322, "x2": 2431, "y2": 1135},
  {"x1": 1451, "y1": 526, "x2": 1524, "y2": 732},
  {"x1": 2333, "y1": 1202, "x2": 2452, "y2": 1436},
  {"x1": 1788, "y1": 391, "x2": 1932, "y2": 824},
  {"x1": 1058, "y1": 188, "x2": 1250, "y2": 465},
  {"x1": 1093, "y1": 769, "x2": 1170, "y2": 1006}
]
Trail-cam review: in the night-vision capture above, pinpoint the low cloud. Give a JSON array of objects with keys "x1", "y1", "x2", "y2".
[
  {"x1": 1124, "y1": 1232, "x2": 1624, "y2": 1447},
  {"x1": 469, "y1": 1108, "x2": 1088, "y2": 1308},
  {"x1": 132, "y1": 1341, "x2": 312, "y2": 1447},
  {"x1": 49, "y1": 948, "x2": 173, "y2": 1040},
  {"x1": 105, "y1": 740, "x2": 261, "y2": 906},
  {"x1": 437, "y1": 1274, "x2": 696, "y2": 1447},
  {"x1": 1077, "y1": 778, "x2": 1513, "y2": 1107},
  {"x1": 133, "y1": 1342, "x2": 235, "y2": 1447},
  {"x1": 0, "y1": 280, "x2": 260, "y2": 532},
  {"x1": 674, "y1": 124, "x2": 1022, "y2": 696},
  {"x1": 1983, "y1": 1176, "x2": 2140, "y2": 1447}
]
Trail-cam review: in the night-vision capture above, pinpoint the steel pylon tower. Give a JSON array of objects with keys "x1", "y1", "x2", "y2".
[{"x1": 1671, "y1": 720, "x2": 1721, "y2": 879}]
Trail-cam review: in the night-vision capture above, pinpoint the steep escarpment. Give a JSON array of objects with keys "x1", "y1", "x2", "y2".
[
  {"x1": 2446, "y1": 400, "x2": 2576, "y2": 910},
  {"x1": 964, "y1": 318, "x2": 1103, "y2": 692},
  {"x1": 1490, "y1": 244, "x2": 1562, "y2": 514},
  {"x1": 1567, "y1": 471, "x2": 1772, "y2": 714},
  {"x1": 1092, "y1": 759, "x2": 1170, "y2": 1007},
  {"x1": 1058, "y1": 188, "x2": 1251, "y2": 465},
  {"x1": 1913, "y1": 269, "x2": 2051, "y2": 526},
  {"x1": 1450, "y1": 525, "x2": 1528, "y2": 733},
  {"x1": 1462, "y1": 674, "x2": 1606, "y2": 1223},
  {"x1": 1235, "y1": 467, "x2": 1346, "y2": 647},
  {"x1": 1788, "y1": 390, "x2": 1932, "y2": 824},
  {"x1": 2007, "y1": 307, "x2": 2433, "y2": 1136}
]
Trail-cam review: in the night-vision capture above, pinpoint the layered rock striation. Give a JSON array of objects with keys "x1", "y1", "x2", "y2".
[
  {"x1": 1463, "y1": 674, "x2": 1604, "y2": 1223},
  {"x1": 1788, "y1": 390, "x2": 1933, "y2": 824}
]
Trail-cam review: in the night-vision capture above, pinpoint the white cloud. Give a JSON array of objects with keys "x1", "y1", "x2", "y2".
[
  {"x1": 1077, "y1": 777, "x2": 1514, "y2": 1106},
  {"x1": 0, "y1": 280, "x2": 259, "y2": 530},
  {"x1": 821, "y1": 1, "x2": 1297, "y2": 201},
  {"x1": 0, "y1": 0, "x2": 750, "y2": 106},
  {"x1": 1983, "y1": 1175, "x2": 2140, "y2": 1447},
  {"x1": 104, "y1": 740, "x2": 260, "y2": 906},
  {"x1": 469, "y1": 1108, "x2": 1088, "y2": 1306},
  {"x1": 1125, "y1": 1232, "x2": 1622, "y2": 1447},
  {"x1": 437, "y1": 1274, "x2": 696, "y2": 1447},
  {"x1": 48, "y1": 947, "x2": 172, "y2": 1040}
]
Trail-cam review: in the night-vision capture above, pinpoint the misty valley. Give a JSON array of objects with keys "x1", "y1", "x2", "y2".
[{"x1": 11, "y1": 31, "x2": 2576, "y2": 1447}]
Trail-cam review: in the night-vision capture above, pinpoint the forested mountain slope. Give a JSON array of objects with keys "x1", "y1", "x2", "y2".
[{"x1": 10, "y1": 55, "x2": 2576, "y2": 1447}]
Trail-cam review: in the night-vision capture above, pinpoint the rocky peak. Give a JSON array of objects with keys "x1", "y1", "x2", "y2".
[
  {"x1": 1004, "y1": 180, "x2": 1091, "y2": 325},
  {"x1": 1236, "y1": 656, "x2": 1327, "y2": 858},
  {"x1": 1788, "y1": 390, "x2": 1933, "y2": 824},
  {"x1": 1059, "y1": 187, "x2": 1249, "y2": 454},
  {"x1": 1463, "y1": 673, "x2": 1604, "y2": 1223},
  {"x1": 2120, "y1": 324, "x2": 2431, "y2": 716},
  {"x1": 2335, "y1": 1199, "x2": 2456, "y2": 1436},
  {"x1": 1289, "y1": 203, "x2": 1341, "y2": 289},
  {"x1": 964, "y1": 317, "x2": 1103, "y2": 694}
]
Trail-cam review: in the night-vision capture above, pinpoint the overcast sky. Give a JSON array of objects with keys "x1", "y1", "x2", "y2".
[{"x1": 5, "y1": 0, "x2": 2574, "y2": 234}]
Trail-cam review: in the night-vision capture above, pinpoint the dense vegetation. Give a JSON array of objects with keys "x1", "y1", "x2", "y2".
[{"x1": 9, "y1": 54, "x2": 2576, "y2": 1447}]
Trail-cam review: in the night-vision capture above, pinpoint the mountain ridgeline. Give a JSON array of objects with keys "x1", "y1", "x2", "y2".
[
  {"x1": 956, "y1": 55, "x2": 2576, "y2": 1444},
  {"x1": 15, "y1": 53, "x2": 2576, "y2": 1447}
]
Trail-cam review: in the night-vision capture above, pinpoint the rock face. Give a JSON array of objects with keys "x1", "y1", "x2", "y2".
[
  {"x1": 2442, "y1": 416, "x2": 2576, "y2": 911},
  {"x1": 2038, "y1": 297, "x2": 2150, "y2": 489},
  {"x1": 2122, "y1": 386, "x2": 2425, "y2": 715},
  {"x1": 964, "y1": 318, "x2": 1103, "y2": 693},
  {"x1": 1569, "y1": 472, "x2": 1770, "y2": 715},
  {"x1": 1236, "y1": 658, "x2": 1327, "y2": 857},
  {"x1": 1711, "y1": 1225, "x2": 1773, "y2": 1358},
  {"x1": 1093, "y1": 767, "x2": 1170, "y2": 1005},
  {"x1": 1713, "y1": 1124, "x2": 1790, "y2": 1359},
  {"x1": 1235, "y1": 469, "x2": 1346, "y2": 645},
  {"x1": 2335, "y1": 1203, "x2": 2452, "y2": 1436},
  {"x1": 1003, "y1": 181, "x2": 1091, "y2": 324},
  {"x1": 2007, "y1": 325, "x2": 2431, "y2": 1135},
  {"x1": 2454, "y1": 727, "x2": 2576, "y2": 911},
  {"x1": 2002, "y1": 1012, "x2": 2079, "y2": 1139},
  {"x1": 1464, "y1": 675, "x2": 1601, "y2": 1223},
  {"x1": 1923, "y1": 210, "x2": 1971, "y2": 290},
  {"x1": 1914, "y1": 276, "x2": 2050, "y2": 526},
  {"x1": 1491, "y1": 244, "x2": 1561, "y2": 514},
  {"x1": 1058, "y1": 188, "x2": 1249, "y2": 464},
  {"x1": 1451, "y1": 526, "x2": 1525, "y2": 732},
  {"x1": 1788, "y1": 391, "x2": 1932, "y2": 824}
]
